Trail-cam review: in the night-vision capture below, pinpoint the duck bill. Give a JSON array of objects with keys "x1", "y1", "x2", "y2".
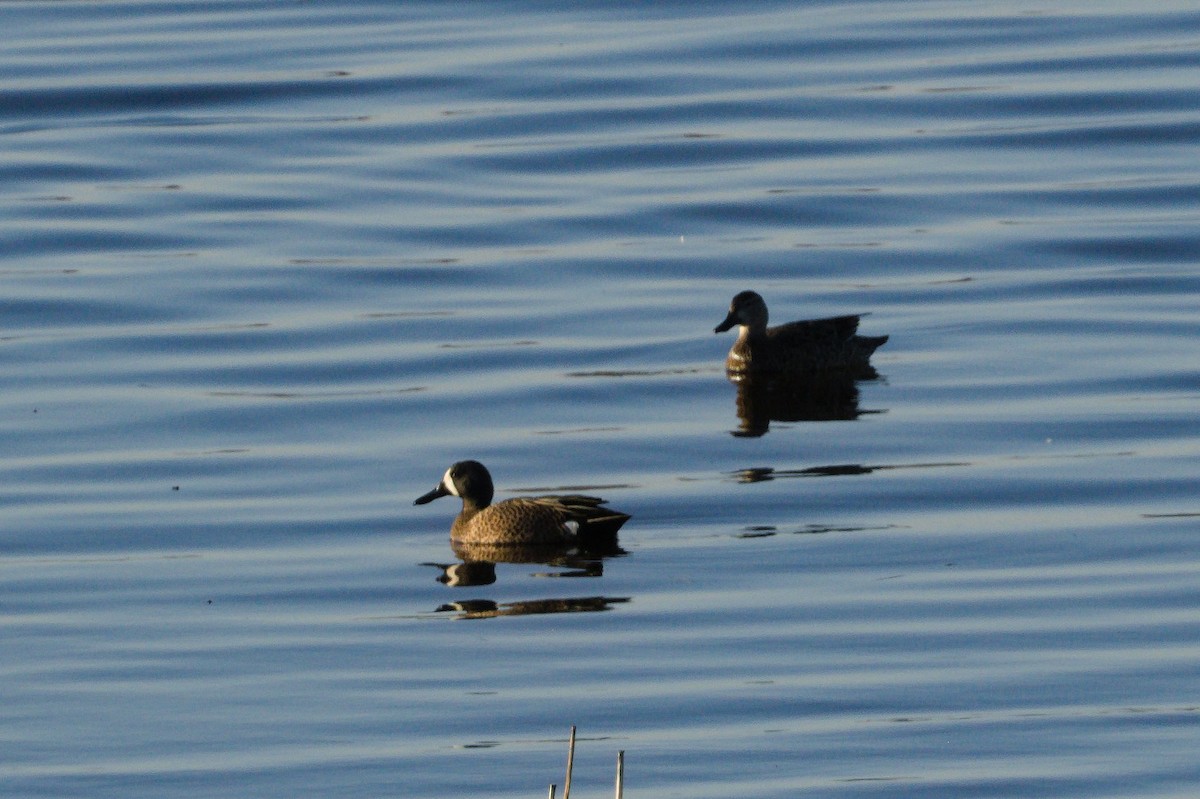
[
  {"x1": 714, "y1": 312, "x2": 738, "y2": 334},
  {"x1": 414, "y1": 482, "x2": 451, "y2": 506}
]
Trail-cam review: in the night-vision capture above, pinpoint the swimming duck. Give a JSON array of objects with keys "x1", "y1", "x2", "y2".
[
  {"x1": 414, "y1": 460, "x2": 630, "y2": 545},
  {"x1": 714, "y1": 290, "x2": 888, "y2": 376}
]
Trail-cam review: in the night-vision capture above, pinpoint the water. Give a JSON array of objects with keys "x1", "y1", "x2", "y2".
[{"x1": 3, "y1": 2, "x2": 1200, "y2": 797}]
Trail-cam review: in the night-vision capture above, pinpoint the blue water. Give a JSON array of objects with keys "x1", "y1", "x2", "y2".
[{"x1": 4, "y1": 2, "x2": 1200, "y2": 797}]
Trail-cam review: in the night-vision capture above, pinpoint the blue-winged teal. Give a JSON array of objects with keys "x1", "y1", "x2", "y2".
[
  {"x1": 414, "y1": 460, "x2": 631, "y2": 545},
  {"x1": 715, "y1": 290, "x2": 888, "y2": 375}
]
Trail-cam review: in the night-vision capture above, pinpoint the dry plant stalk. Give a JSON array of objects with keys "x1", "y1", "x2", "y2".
[
  {"x1": 563, "y1": 725, "x2": 576, "y2": 799},
  {"x1": 545, "y1": 726, "x2": 625, "y2": 798}
]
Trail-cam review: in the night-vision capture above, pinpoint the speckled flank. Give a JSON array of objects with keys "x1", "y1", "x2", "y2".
[{"x1": 451, "y1": 498, "x2": 574, "y2": 544}]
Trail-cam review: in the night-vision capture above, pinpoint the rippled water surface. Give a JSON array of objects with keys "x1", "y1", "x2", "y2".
[{"x1": 4, "y1": 2, "x2": 1200, "y2": 797}]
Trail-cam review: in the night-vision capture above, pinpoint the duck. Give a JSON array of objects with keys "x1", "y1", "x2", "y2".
[
  {"x1": 413, "y1": 460, "x2": 630, "y2": 545},
  {"x1": 714, "y1": 290, "x2": 888, "y2": 376}
]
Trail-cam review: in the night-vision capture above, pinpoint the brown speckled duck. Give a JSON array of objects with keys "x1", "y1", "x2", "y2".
[
  {"x1": 714, "y1": 290, "x2": 888, "y2": 376},
  {"x1": 414, "y1": 460, "x2": 630, "y2": 545}
]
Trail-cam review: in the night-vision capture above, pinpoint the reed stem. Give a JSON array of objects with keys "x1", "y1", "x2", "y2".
[{"x1": 563, "y1": 725, "x2": 576, "y2": 799}]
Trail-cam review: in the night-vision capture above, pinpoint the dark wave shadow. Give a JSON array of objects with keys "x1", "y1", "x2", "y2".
[
  {"x1": 727, "y1": 370, "x2": 884, "y2": 437},
  {"x1": 736, "y1": 522, "x2": 903, "y2": 538},
  {"x1": 731, "y1": 463, "x2": 878, "y2": 483},
  {"x1": 729, "y1": 460, "x2": 968, "y2": 484}
]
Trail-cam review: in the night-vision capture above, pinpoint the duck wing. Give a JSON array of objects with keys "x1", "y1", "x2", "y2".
[
  {"x1": 766, "y1": 314, "x2": 863, "y2": 347},
  {"x1": 527, "y1": 495, "x2": 631, "y2": 536}
]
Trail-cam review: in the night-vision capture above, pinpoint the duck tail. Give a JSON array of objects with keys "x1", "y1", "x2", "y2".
[{"x1": 856, "y1": 334, "x2": 889, "y2": 355}]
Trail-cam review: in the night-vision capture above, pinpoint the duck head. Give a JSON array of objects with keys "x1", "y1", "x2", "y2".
[
  {"x1": 715, "y1": 290, "x2": 768, "y2": 334},
  {"x1": 414, "y1": 459, "x2": 496, "y2": 509}
]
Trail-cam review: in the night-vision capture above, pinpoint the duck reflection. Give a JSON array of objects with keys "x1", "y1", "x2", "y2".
[
  {"x1": 423, "y1": 538, "x2": 624, "y2": 585},
  {"x1": 421, "y1": 560, "x2": 497, "y2": 587},
  {"x1": 729, "y1": 370, "x2": 881, "y2": 437},
  {"x1": 421, "y1": 538, "x2": 628, "y2": 618},
  {"x1": 434, "y1": 596, "x2": 630, "y2": 620},
  {"x1": 452, "y1": 537, "x2": 625, "y2": 564}
]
